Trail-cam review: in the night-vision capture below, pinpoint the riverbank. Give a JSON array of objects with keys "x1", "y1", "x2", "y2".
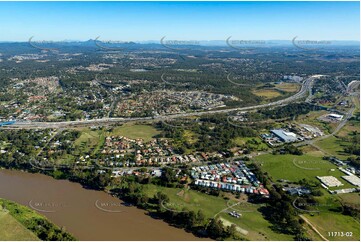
[
  {"x1": 0, "y1": 198, "x2": 74, "y2": 240},
  {"x1": 0, "y1": 169, "x2": 206, "y2": 240}
]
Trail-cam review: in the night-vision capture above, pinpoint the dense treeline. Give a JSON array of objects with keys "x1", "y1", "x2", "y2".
[
  {"x1": 273, "y1": 144, "x2": 303, "y2": 155},
  {"x1": 258, "y1": 103, "x2": 323, "y2": 119}
]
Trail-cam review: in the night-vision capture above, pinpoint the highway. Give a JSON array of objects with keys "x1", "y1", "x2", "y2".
[{"x1": 3, "y1": 76, "x2": 316, "y2": 129}]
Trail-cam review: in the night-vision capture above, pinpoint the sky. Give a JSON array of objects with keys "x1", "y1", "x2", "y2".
[{"x1": 0, "y1": 1, "x2": 359, "y2": 41}]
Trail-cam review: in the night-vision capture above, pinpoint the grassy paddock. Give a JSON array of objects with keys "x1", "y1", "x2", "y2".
[
  {"x1": 303, "y1": 212, "x2": 360, "y2": 241},
  {"x1": 252, "y1": 89, "x2": 282, "y2": 99},
  {"x1": 110, "y1": 123, "x2": 160, "y2": 142},
  {"x1": 275, "y1": 83, "x2": 301, "y2": 92},
  {"x1": 0, "y1": 207, "x2": 39, "y2": 241}
]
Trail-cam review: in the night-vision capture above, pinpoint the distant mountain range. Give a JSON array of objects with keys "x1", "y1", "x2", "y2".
[{"x1": 0, "y1": 39, "x2": 359, "y2": 47}]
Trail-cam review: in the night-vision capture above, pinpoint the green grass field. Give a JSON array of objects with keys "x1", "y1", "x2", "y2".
[
  {"x1": 313, "y1": 119, "x2": 359, "y2": 160},
  {"x1": 338, "y1": 193, "x2": 361, "y2": 207},
  {"x1": 275, "y1": 83, "x2": 301, "y2": 93},
  {"x1": 337, "y1": 120, "x2": 359, "y2": 138},
  {"x1": 74, "y1": 128, "x2": 103, "y2": 154},
  {"x1": 252, "y1": 89, "x2": 282, "y2": 99},
  {"x1": 0, "y1": 208, "x2": 39, "y2": 241},
  {"x1": 255, "y1": 154, "x2": 340, "y2": 183},
  {"x1": 314, "y1": 136, "x2": 354, "y2": 160},
  {"x1": 303, "y1": 212, "x2": 360, "y2": 241},
  {"x1": 111, "y1": 123, "x2": 160, "y2": 142},
  {"x1": 142, "y1": 184, "x2": 293, "y2": 241},
  {"x1": 233, "y1": 137, "x2": 269, "y2": 151},
  {"x1": 255, "y1": 154, "x2": 357, "y2": 190},
  {"x1": 220, "y1": 201, "x2": 293, "y2": 241}
]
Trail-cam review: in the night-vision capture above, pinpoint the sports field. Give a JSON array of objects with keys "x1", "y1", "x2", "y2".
[{"x1": 254, "y1": 153, "x2": 355, "y2": 187}]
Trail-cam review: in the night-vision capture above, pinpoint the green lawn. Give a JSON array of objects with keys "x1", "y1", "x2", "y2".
[
  {"x1": 315, "y1": 136, "x2": 352, "y2": 160},
  {"x1": 255, "y1": 154, "x2": 356, "y2": 189},
  {"x1": 74, "y1": 128, "x2": 103, "y2": 154},
  {"x1": 142, "y1": 184, "x2": 293, "y2": 241},
  {"x1": 111, "y1": 123, "x2": 160, "y2": 142},
  {"x1": 220, "y1": 202, "x2": 293, "y2": 241},
  {"x1": 303, "y1": 212, "x2": 360, "y2": 241},
  {"x1": 0, "y1": 209, "x2": 39, "y2": 241},
  {"x1": 338, "y1": 193, "x2": 360, "y2": 207}
]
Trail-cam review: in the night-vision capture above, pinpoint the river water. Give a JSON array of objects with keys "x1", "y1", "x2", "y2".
[{"x1": 0, "y1": 169, "x2": 203, "y2": 241}]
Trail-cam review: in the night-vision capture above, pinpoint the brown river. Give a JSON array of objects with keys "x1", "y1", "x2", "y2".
[{"x1": 0, "y1": 169, "x2": 204, "y2": 241}]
